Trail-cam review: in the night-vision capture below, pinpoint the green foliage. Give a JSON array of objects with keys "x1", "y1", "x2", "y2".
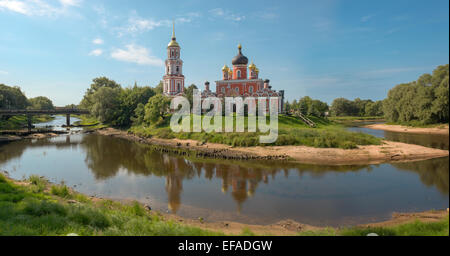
[
  {"x1": 0, "y1": 84, "x2": 29, "y2": 110},
  {"x1": 113, "y1": 84, "x2": 155, "y2": 127},
  {"x1": 340, "y1": 217, "x2": 449, "y2": 236},
  {"x1": 0, "y1": 173, "x2": 221, "y2": 236},
  {"x1": 383, "y1": 64, "x2": 449, "y2": 124},
  {"x1": 50, "y1": 184, "x2": 71, "y2": 198},
  {"x1": 87, "y1": 87, "x2": 121, "y2": 124},
  {"x1": 153, "y1": 81, "x2": 164, "y2": 95},
  {"x1": 184, "y1": 84, "x2": 198, "y2": 107},
  {"x1": 28, "y1": 96, "x2": 54, "y2": 110},
  {"x1": 288, "y1": 96, "x2": 329, "y2": 117},
  {"x1": 144, "y1": 94, "x2": 171, "y2": 126},
  {"x1": 130, "y1": 114, "x2": 381, "y2": 149}
]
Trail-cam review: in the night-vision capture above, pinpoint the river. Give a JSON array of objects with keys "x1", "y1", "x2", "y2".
[{"x1": 0, "y1": 117, "x2": 448, "y2": 226}]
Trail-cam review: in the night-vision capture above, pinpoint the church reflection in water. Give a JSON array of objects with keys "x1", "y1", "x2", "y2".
[{"x1": 1, "y1": 133, "x2": 448, "y2": 216}]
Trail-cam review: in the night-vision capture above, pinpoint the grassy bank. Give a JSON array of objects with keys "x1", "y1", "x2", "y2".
[
  {"x1": 299, "y1": 217, "x2": 449, "y2": 236},
  {"x1": 72, "y1": 115, "x2": 108, "y2": 129},
  {"x1": 0, "y1": 115, "x2": 54, "y2": 130},
  {"x1": 0, "y1": 173, "x2": 220, "y2": 236},
  {"x1": 130, "y1": 114, "x2": 381, "y2": 149}
]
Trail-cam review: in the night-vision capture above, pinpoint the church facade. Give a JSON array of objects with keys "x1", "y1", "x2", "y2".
[
  {"x1": 162, "y1": 25, "x2": 284, "y2": 112},
  {"x1": 202, "y1": 44, "x2": 284, "y2": 113}
]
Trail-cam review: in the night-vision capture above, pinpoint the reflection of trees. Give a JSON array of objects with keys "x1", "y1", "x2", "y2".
[
  {"x1": 384, "y1": 132, "x2": 449, "y2": 150},
  {"x1": 2, "y1": 134, "x2": 448, "y2": 214},
  {"x1": 392, "y1": 157, "x2": 449, "y2": 195}
]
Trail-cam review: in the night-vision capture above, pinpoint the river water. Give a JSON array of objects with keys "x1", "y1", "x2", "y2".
[{"x1": 0, "y1": 117, "x2": 448, "y2": 226}]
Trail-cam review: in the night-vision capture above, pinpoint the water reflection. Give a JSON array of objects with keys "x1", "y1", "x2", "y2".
[
  {"x1": 0, "y1": 134, "x2": 448, "y2": 226},
  {"x1": 347, "y1": 124, "x2": 449, "y2": 150}
]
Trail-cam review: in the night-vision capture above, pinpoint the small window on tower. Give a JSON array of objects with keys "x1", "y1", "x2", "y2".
[
  {"x1": 177, "y1": 83, "x2": 180, "y2": 91},
  {"x1": 176, "y1": 66, "x2": 179, "y2": 73},
  {"x1": 237, "y1": 70, "x2": 241, "y2": 78},
  {"x1": 221, "y1": 87, "x2": 225, "y2": 93},
  {"x1": 235, "y1": 87, "x2": 239, "y2": 93},
  {"x1": 249, "y1": 86, "x2": 253, "y2": 93}
]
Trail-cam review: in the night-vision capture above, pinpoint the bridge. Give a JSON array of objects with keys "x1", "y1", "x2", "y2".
[{"x1": 0, "y1": 108, "x2": 90, "y2": 131}]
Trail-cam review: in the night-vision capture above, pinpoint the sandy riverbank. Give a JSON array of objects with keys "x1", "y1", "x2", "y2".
[
  {"x1": 364, "y1": 123, "x2": 449, "y2": 135},
  {"x1": 96, "y1": 128, "x2": 449, "y2": 165}
]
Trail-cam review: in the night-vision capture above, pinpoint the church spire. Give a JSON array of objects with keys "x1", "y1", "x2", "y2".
[{"x1": 172, "y1": 20, "x2": 176, "y2": 40}]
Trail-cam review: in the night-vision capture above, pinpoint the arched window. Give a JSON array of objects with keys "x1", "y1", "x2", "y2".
[
  {"x1": 237, "y1": 70, "x2": 241, "y2": 78},
  {"x1": 249, "y1": 86, "x2": 253, "y2": 93},
  {"x1": 221, "y1": 87, "x2": 225, "y2": 93},
  {"x1": 176, "y1": 66, "x2": 179, "y2": 73},
  {"x1": 235, "y1": 87, "x2": 239, "y2": 93},
  {"x1": 177, "y1": 83, "x2": 180, "y2": 92}
]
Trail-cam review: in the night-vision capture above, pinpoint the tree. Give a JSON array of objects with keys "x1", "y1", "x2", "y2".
[
  {"x1": 330, "y1": 98, "x2": 357, "y2": 116},
  {"x1": 0, "y1": 84, "x2": 28, "y2": 109},
  {"x1": 364, "y1": 100, "x2": 383, "y2": 116},
  {"x1": 80, "y1": 77, "x2": 121, "y2": 109},
  {"x1": 144, "y1": 94, "x2": 170, "y2": 125},
  {"x1": 184, "y1": 84, "x2": 198, "y2": 107},
  {"x1": 88, "y1": 87, "x2": 121, "y2": 123},
  {"x1": 114, "y1": 83, "x2": 155, "y2": 127},
  {"x1": 28, "y1": 96, "x2": 54, "y2": 110},
  {"x1": 153, "y1": 81, "x2": 164, "y2": 95}
]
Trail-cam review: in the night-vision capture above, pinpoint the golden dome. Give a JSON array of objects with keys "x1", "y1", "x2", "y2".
[
  {"x1": 167, "y1": 21, "x2": 180, "y2": 47},
  {"x1": 255, "y1": 67, "x2": 259, "y2": 73},
  {"x1": 248, "y1": 61, "x2": 256, "y2": 70},
  {"x1": 222, "y1": 64, "x2": 229, "y2": 71},
  {"x1": 168, "y1": 40, "x2": 179, "y2": 47}
]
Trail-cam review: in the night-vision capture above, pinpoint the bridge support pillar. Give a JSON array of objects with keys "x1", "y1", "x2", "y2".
[
  {"x1": 27, "y1": 114, "x2": 32, "y2": 132},
  {"x1": 66, "y1": 114, "x2": 70, "y2": 127}
]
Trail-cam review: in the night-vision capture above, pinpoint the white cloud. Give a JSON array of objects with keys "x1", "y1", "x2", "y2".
[
  {"x1": 0, "y1": 0, "x2": 81, "y2": 17},
  {"x1": 59, "y1": 0, "x2": 81, "y2": 7},
  {"x1": 209, "y1": 8, "x2": 245, "y2": 22},
  {"x1": 116, "y1": 11, "x2": 198, "y2": 37},
  {"x1": 89, "y1": 49, "x2": 103, "y2": 56},
  {"x1": 111, "y1": 44, "x2": 163, "y2": 66},
  {"x1": 0, "y1": 70, "x2": 8, "y2": 75},
  {"x1": 92, "y1": 38, "x2": 103, "y2": 45}
]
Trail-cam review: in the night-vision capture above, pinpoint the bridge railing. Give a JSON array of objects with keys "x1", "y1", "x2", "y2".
[{"x1": 0, "y1": 108, "x2": 90, "y2": 115}]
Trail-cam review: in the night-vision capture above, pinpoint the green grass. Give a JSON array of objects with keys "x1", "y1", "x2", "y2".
[
  {"x1": 296, "y1": 217, "x2": 449, "y2": 236},
  {"x1": 0, "y1": 173, "x2": 221, "y2": 236},
  {"x1": 130, "y1": 114, "x2": 381, "y2": 149},
  {"x1": 72, "y1": 115, "x2": 107, "y2": 129},
  {"x1": 0, "y1": 115, "x2": 54, "y2": 130},
  {"x1": 328, "y1": 116, "x2": 384, "y2": 121}
]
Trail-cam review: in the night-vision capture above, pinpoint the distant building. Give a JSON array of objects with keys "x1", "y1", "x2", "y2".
[
  {"x1": 163, "y1": 22, "x2": 184, "y2": 96},
  {"x1": 203, "y1": 44, "x2": 284, "y2": 112}
]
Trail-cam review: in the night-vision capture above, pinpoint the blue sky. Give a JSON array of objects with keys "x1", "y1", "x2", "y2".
[{"x1": 0, "y1": 0, "x2": 448, "y2": 106}]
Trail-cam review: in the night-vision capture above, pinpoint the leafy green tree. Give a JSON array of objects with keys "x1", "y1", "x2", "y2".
[
  {"x1": 184, "y1": 84, "x2": 198, "y2": 107},
  {"x1": 80, "y1": 77, "x2": 121, "y2": 109},
  {"x1": 330, "y1": 98, "x2": 358, "y2": 116},
  {"x1": 114, "y1": 83, "x2": 155, "y2": 127},
  {"x1": 144, "y1": 94, "x2": 170, "y2": 125},
  {"x1": 28, "y1": 96, "x2": 54, "y2": 110},
  {"x1": 153, "y1": 81, "x2": 164, "y2": 95},
  {"x1": 0, "y1": 84, "x2": 29, "y2": 109},
  {"x1": 364, "y1": 100, "x2": 383, "y2": 116},
  {"x1": 88, "y1": 87, "x2": 121, "y2": 123}
]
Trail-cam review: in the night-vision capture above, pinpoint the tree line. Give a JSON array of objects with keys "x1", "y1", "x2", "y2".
[{"x1": 1, "y1": 84, "x2": 55, "y2": 122}]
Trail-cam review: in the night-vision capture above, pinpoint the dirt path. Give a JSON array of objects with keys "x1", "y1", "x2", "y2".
[
  {"x1": 96, "y1": 128, "x2": 449, "y2": 165},
  {"x1": 364, "y1": 123, "x2": 449, "y2": 135}
]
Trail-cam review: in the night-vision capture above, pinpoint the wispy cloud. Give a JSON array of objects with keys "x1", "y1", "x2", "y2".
[
  {"x1": 89, "y1": 49, "x2": 103, "y2": 56},
  {"x1": 115, "y1": 11, "x2": 198, "y2": 37},
  {"x1": 92, "y1": 38, "x2": 103, "y2": 45},
  {"x1": 361, "y1": 14, "x2": 375, "y2": 23},
  {"x1": 209, "y1": 8, "x2": 245, "y2": 22},
  {"x1": 0, "y1": 70, "x2": 8, "y2": 75},
  {"x1": 0, "y1": 0, "x2": 81, "y2": 17},
  {"x1": 111, "y1": 44, "x2": 163, "y2": 66}
]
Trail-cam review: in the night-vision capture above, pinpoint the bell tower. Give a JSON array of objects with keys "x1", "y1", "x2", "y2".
[{"x1": 163, "y1": 21, "x2": 184, "y2": 96}]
